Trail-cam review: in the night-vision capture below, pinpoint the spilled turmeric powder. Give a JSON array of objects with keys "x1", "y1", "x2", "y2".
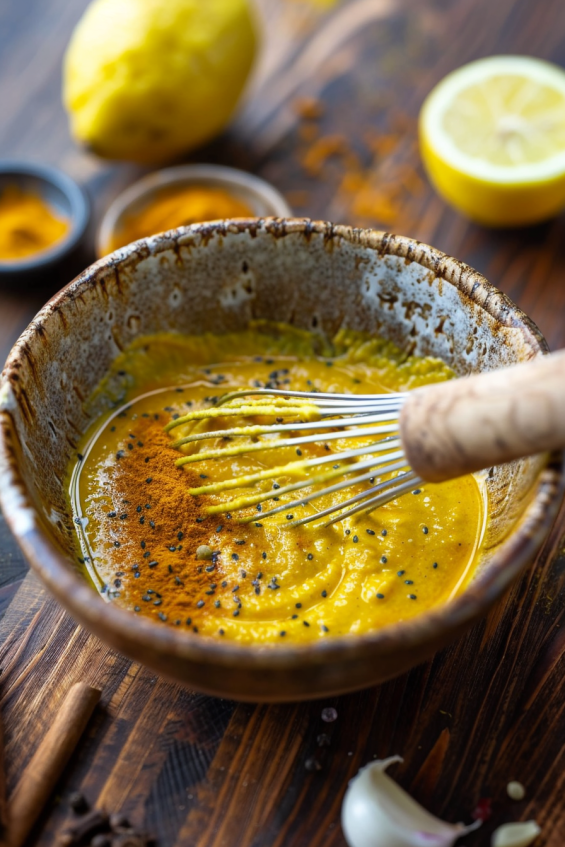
[
  {"x1": 0, "y1": 184, "x2": 69, "y2": 261},
  {"x1": 108, "y1": 185, "x2": 254, "y2": 252}
]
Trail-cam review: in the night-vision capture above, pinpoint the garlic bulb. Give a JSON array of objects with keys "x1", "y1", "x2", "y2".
[
  {"x1": 491, "y1": 821, "x2": 541, "y2": 847},
  {"x1": 341, "y1": 756, "x2": 481, "y2": 847}
]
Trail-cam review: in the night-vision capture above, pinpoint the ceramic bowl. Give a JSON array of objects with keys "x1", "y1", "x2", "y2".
[
  {"x1": 96, "y1": 164, "x2": 292, "y2": 257},
  {"x1": 0, "y1": 160, "x2": 90, "y2": 287},
  {"x1": 0, "y1": 220, "x2": 563, "y2": 702}
]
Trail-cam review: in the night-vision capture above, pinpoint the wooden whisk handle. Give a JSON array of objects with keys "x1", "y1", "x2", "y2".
[{"x1": 400, "y1": 349, "x2": 565, "y2": 483}]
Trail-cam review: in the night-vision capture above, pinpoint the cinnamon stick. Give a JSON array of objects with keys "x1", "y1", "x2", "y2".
[{"x1": 8, "y1": 682, "x2": 101, "y2": 847}]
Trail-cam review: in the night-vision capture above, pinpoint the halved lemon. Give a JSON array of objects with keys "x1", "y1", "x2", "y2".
[{"x1": 419, "y1": 56, "x2": 565, "y2": 226}]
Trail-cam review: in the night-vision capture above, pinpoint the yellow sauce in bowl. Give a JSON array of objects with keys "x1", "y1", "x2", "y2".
[{"x1": 69, "y1": 324, "x2": 486, "y2": 645}]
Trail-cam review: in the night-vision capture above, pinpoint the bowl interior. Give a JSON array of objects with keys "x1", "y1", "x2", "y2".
[{"x1": 0, "y1": 220, "x2": 559, "y2": 699}]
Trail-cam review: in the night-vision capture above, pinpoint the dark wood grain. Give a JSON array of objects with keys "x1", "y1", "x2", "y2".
[{"x1": 1, "y1": 0, "x2": 565, "y2": 845}]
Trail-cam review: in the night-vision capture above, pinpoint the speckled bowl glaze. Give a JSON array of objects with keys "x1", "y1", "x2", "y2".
[{"x1": 0, "y1": 220, "x2": 563, "y2": 702}]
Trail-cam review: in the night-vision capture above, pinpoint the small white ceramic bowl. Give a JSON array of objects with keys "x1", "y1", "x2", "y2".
[{"x1": 96, "y1": 164, "x2": 292, "y2": 257}]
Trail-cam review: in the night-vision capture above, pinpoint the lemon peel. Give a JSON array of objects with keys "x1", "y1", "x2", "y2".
[{"x1": 63, "y1": 0, "x2": 257, "y2": 164}]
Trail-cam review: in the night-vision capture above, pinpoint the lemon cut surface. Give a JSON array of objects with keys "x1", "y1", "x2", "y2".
[{"x1": 420, "y1": 56, "x2": 565, "y2": 226}]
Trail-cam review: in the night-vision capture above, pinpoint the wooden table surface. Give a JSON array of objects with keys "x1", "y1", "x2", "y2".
[{"x1": 1, "y1": 1, "x2": 565, "y2": 845}]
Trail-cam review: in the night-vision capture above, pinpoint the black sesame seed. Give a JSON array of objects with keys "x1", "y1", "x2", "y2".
[
  {"x1": 107, "y1": 512, "x2": 117, "y2": 518},
  {"x1": 255, "y1": 522, "x2": 263, "y2": 528},
  {"x1": 177, "y1": 531, "x2": 184, "y2": 540},
  {"x1": 280, "y1": 631, "x2": 286, "y2": 637},
  {"x1": 236, "y1": 539, "x2": 245, "y2": 545},
  {"x1": 376, "y1": 593, "x2": 385, "y2": 599},
  {"x1": 233, "y1": 609, "x2": 240, "y2": 617},
  {"x1": 422, "y1": 526, "x2": 429, "y2": 534},
  {"x1": 139, "y1": 516, "x2": 145, "y2": 525},
  {"x1": 216, "y1": 525, "x2": 223, "y2": 533},
  {"x1": 153, "y1": 599, "x2": 162, "y2": 606},
  {"x1": 397, "y1": 570, "x2": 405, "y2": 576},
  {"x1": 114, "y1": 541, "x2": 120, "y2": 548},
  {"x1": 273, "y1": 482, "x2": 280, "y2": 490},
  {"x1": 219, "y1": 629, "x2": 225, "y2": 636},
  {"x1": 292, "y1": 614, "x2": 298, "y2": 619},
  {"x1": 307, "y1": 553, "x2": 313, "y2": 560},
  {"x1": 158, "y1": 612, "x2": 167, "y2": 622},
  {"x1": 255, "y1": 586, "x2": 260, "y2": 594},
  {"x1": 321, "y1": 625, "x2": 329, "y2": 633},
  {"x1": 143, "y1": 551, "x2": 150, "y2": 558},
  {"x1": 141, "y1": 541, "x2": 146, "y2": 549},
  {"x1": 186, "y1": 617, "x2": 192, "y2": 625},
  {"x1": 382, "y1": 529, "x2": 388, "y2": 536},
  {"x1": 381, "y1": 556, "x2": 387, "y2": 564},
  {"x1": 148, "y1": 561, "x2": 158, "y2": 568},
  {"x1": 134, "y1": 606, "x2": 141, "y2": 612},
  {"x1": 205, "y1": 565, "x2": 215, "y2": 573},
  {"x1": 303, "y1": 621, "x2": 310, "y2": 627},
  {"x1": 345, "y1": 529, "x2": 351, "y2": 536},
  {"x1": 257, "y1": 572, "x2": 263, "y2": 579},
  {"x1": 353, "y1": 535, "x2": 358, "y2": 543},
  {"x1": 296, "y1": 602, "x2": 302, "y2": 609},
  {"x1": 366, "y1": 529, "x2": 375, "y2": 535},
  {"x1": 409, "y1": 594, "x2": 417, "y2": 600},
  {"x1": 321, "y1": 590, "x2": 327, "y2": 597},
  {"x1": 221, "y1": 580, "x2": 228, "y2": 588},
  {"x1": 433, "y1": 562, "x2": 438, "y2": 569},
  {"x1": 405, "y1": 580, "x2": 414, "y2": 585},
  {"x1": 286, "y1": 514, "x2": 294, "y2": 520},
  {"x1": 197, "y1": 600, "x2": 205, "y2": 608},
  {"x1": 232, "y1": 553, "x2": 239, "y2": 561},
  {"x1": 215, "y1": 600, "x2": 221, "y2": 608},
  {"x1": 412, "y1": 489, "x2": 422, "y2": 495},
  {"x1": 296, "y1": 448, "x2": 302, "y2": 456}
]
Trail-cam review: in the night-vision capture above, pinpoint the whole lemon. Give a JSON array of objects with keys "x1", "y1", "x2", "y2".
[{"x1": 63, "y1": 0, "x2": 257, "y2": 164}]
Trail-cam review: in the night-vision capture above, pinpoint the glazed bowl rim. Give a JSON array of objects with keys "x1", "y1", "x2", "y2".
[
  {"x1": 96, "y1": 163, "x2": 292, "y2": 258},
  {"x1": 0, "y1": 159, "x2": 90, "y2": 273},
  {"x1": 1, "y1": 218, "x2": 563, "y2": 671}
]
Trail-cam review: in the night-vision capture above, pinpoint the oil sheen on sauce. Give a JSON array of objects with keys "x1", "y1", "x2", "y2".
[{"x1": 69, "y1": 323, "x2": 486, "y2": 645}]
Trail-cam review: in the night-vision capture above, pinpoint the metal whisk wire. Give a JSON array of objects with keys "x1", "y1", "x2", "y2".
[{"x1": 164, "y1": 388, "x2": 419, "y2": 526}]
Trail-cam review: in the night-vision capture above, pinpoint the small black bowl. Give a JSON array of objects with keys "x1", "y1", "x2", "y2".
[{"x1": 0, "y1": 161, "x2": 91, "y2": 288}]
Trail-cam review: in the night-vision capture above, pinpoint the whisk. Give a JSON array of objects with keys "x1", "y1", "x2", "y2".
[{"x1": 164, "y1": 350, "x2": 565, "y2": 527}]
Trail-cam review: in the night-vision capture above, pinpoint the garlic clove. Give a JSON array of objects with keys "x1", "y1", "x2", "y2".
[
  {"x1": 491, "y1": 821, "x2": 541, "y2": 847},
  {"x1": 341, "y1": 755, "x2": 481, "y2": 847}
]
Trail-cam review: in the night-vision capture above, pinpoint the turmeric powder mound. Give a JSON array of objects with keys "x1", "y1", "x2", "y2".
[
  {"x1": 0, "y1": 184, "x2": 69, "y2": 261},
  {"x1": 108, "y1": 185, "x2": 254, "y2": 253}
]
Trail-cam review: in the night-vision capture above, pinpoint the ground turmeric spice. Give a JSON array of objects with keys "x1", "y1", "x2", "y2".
[
  {"x1": 109, "y1": 185, "x2": 254, "y2": 252},
  {"x1": 0, "y1": 184, "x2": 69, "y2": 261}
]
